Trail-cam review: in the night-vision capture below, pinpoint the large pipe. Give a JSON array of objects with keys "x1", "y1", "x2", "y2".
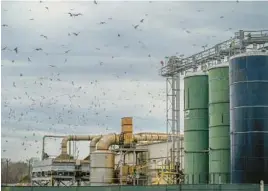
[
  {"x1": 96, "y1": 133, "x2": 120, "y2": 150},
  {"x1": 53, "y1": 159, "x2": 90, "y2": 164},
  {"x1": 135, "y1": 132, "x2": 168, "y2": 136},
  {"x1": 95, "y1": 133, "x2": 169, "y2": 151},
  {"x1": 42, "y1": 135, "x2": 65, "y2": 160},
  {"x1": 90, "y1": 135, "x2": 102, "y2": 153},
  {"x1": 134, "y1": 133, "x2": 169, "y2": 142},
  {"x1": 61, "y1": 135, "x2": 97, "y2": 156}
]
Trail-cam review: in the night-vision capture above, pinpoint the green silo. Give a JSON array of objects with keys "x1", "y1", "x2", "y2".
[
  {"x1": 208, "y1": 64, "x2": 230, "y2": 184},
  {"x1": 184, "y1": 73, "x2": 209, "y2": 184}
]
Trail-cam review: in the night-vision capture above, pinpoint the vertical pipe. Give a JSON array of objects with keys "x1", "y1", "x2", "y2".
[
  {"x1": 42, "y1": 136, "x2": 45, "y2": 160},
  {"x1": 171, "y1": 76, "x2": 176, "y2": 168},
  {"x1": 133, "y1": 151, "x2": 136, "y2": 185},
  {"x1": 176, "y1": 74, "x2": 181, "y2": 173},
  {"x1": 73, "y1": 141, "x2": 75, "y2": 159},
  {"x1": 120, "y1": 149, "x2": 123, "y2": 185},
  {"x1": 166, "y1": 78, "x2": 169, "y2": 163},
  {"x1": 69, "y1": 141, "x2": 71, "y2": 156}
]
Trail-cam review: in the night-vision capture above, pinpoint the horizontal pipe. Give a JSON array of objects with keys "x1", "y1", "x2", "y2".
[
  {"x1": 134, "y1": 134, "x2": 169, "y2": 142},
  {"x1": 135, "y1": 132, "x2": 168, "y2": 136},
  {"x1": 61, "y1": 135, "x2": 97, "y2": 156},
  {"x1": 95, "y1": 133, "x2": 171, "y2": 151},
  {"x1": 53, "y1": 159, "x2": 90, "y2": 164}
]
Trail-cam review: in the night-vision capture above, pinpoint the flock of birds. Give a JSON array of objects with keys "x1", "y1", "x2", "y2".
[{"x1": 1, "y1": 0, "x2": 241, "y2": 161}]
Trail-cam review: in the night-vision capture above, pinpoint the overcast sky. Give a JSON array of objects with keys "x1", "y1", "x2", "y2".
[{"x1": 1, "y1": 1, "x2": 268, "y2": 161}]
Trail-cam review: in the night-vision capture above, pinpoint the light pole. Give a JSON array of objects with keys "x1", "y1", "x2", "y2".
[
  {"x1": 5, "y1": 158, "x2": 11, "y2": 186},
  {"x1": 26, "y1": 159, "x2": 32, "y2": 185}
]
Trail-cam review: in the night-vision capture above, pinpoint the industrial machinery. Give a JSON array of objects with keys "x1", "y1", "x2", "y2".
[
  {"x1": 31, "y1": 158, "x2": 90, "y2": 186},
  {"x1": 208, "y1": 64, "x2": 230, "y2": 184},
  {"x1": 230, "y1": 52, "x2": 268, "y2": 184},
  {"x1": 89, "y1": 117, "x2": 171, "y2": 186},
  {"x1": 184, "y1": 72, "x2": 209, "y2": 184},
  {"x1": 32, "y1": 117, "x2": 173, "y2": 186}
]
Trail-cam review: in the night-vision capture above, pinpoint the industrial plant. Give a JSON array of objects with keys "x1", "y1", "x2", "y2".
[{"x1": 29, "y1": 30, "x2": 268, "y2": 188}]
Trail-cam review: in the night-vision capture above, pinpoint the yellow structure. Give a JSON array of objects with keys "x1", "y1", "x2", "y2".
[
  {"x1": 151, "y1": 163, "x2": 177, "y2": 185},
  {"x1": 121, "y1": 117, "x2": 133, "y2": 145}
]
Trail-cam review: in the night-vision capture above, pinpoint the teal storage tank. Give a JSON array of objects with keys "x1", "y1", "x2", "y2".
[
  {"x1": 184, "y1": 72, "x2": 209, "y2": 184},
  {"x1": 208, "y1": 64, "x2": 230, "y2": 184}
]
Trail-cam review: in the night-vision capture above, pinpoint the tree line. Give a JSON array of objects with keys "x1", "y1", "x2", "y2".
[{"x1": 1, "y1": 159, "x2": 30, "y2": 184}]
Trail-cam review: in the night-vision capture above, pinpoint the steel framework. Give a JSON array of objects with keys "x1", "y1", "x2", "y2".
[{"x1": 160, "y1": 30, "x2": 268, "y2": 176}]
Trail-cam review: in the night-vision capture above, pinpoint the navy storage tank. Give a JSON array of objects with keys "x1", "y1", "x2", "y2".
[{"x1": 230, "y1": 52, "x2": 268, "y2": 184}]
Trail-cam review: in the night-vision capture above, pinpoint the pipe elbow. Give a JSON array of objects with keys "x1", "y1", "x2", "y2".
[
  {"x1": 96, "y1": 133, "x2": 119, "y2": 150},
  {"x1": 90, "y1": 135, "x2": 102, "y2": 153}
]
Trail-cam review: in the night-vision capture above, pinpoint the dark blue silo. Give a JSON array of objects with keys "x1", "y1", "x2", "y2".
[{"x1": 230, "y1": 52, "x2": 268, "y2": 184}]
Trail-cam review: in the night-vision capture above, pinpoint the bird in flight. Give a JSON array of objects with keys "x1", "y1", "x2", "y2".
[
  {"x1": 64, "y1": 50, "x2": 71, "y2": 54},
  {"x1": 35, "y1": 48, "x2": 43, "y2": 51},
  {"x1": 73, "y1": 32, "x2": 80, "y2": 36},
  {"x1": 133, "y1": 24, "x2": 139, "y2": 29},
  {"x1": 2, "y1": 24, "x2": 8, "y2": 27},
  {"x1": 40, "y1": 34, "x2": 48, "y2": 39},
  {"x1": 2, "y1": 46, "x2": 8, "y2": 51},
  {"x1": 94, "y1": 0, "x2": 97, "y2": 4},
  {"x1": 14, "y1": 47, "x2": 18, "y2": 54},
  {"x1": 45, "y1": 6, "x2": 49, "y2": 11},
  {"x1": 67, "y1": 12, "x2": 82, "y2": 17}
]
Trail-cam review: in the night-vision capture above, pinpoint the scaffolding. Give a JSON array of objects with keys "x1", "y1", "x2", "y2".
[{"x1": 160, "y1": 29, "x2": 268, "y2": 180}]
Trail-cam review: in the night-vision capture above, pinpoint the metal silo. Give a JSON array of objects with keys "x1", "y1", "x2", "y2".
[
  {"x1": 184, "y1": 72, "x2": 209, "y2": 184},
  {"x1": 230, "y1": 51, "x2": 268, "y2": 184},
  {"x1": 208, "y1": 64, "x2": 230, "y2": 184}
]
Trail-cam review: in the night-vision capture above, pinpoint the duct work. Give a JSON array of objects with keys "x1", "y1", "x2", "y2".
[
  {"x1": 57, "y1": 135, "x2": 97, "y2": 160},
  {"x1": 134, "y1": 133, "x2": 169, "y2": 142},
  {"x1": 90, "y1": 132, "x2": 169, "y2": 186},
  {"x1": 42, "y1": 135, "x2": 65, "y2": 160},
  {"x1": 96, "y1": 133, "x2": 120, "y2": 151},
  {"x1": 90, "y1": 135, "x2": 103, "y2": 153}
]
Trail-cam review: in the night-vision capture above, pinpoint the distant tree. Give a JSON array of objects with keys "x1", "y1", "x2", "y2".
[{"x1": 1, "y1": 159, "x2": 29, "y2": 184}]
